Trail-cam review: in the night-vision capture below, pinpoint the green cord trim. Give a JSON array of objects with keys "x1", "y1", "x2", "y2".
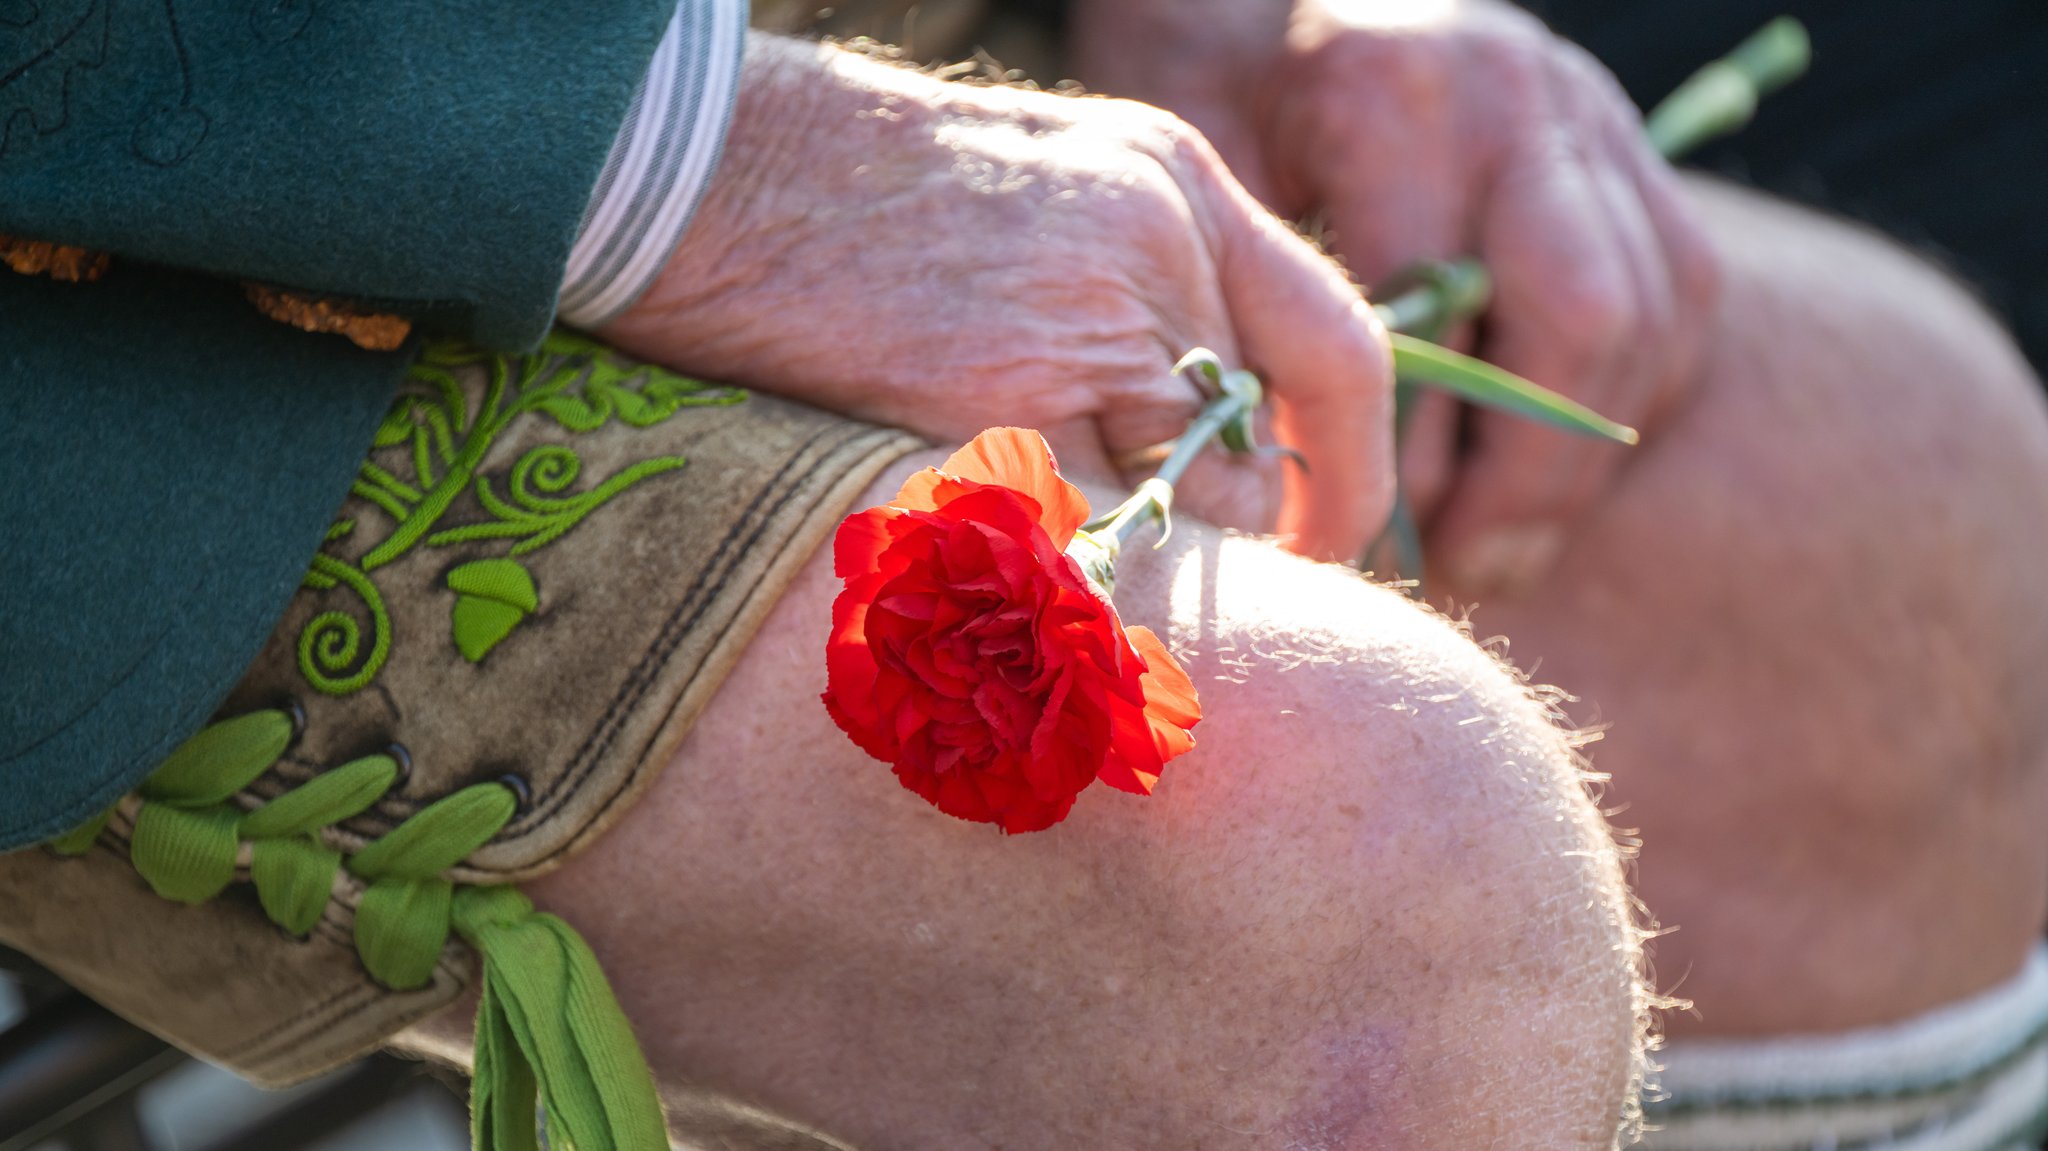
[
  {"x1": 47, "y1": 710, "x2": 668, "y2": 1151},
  {"x1": 299, "y1": 331, "x2": 745, "y2": 693},
  {"x1": 460, "y1": 887, "x2": 669, "y2": 1151}
]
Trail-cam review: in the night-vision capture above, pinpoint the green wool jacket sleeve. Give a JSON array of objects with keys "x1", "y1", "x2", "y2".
[
  {"x1": 0, "y1": 0, "x2": 685, "y2": 851},
  {"x1": 0, "y1": 0, "x2": 678, "y2": 349}
]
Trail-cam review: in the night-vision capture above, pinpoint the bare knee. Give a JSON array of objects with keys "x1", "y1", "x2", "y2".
[
  {"x1": 1678, "y1": 177, "x2": 2048, "y2": 806},
  {"x1": 1110, "y1": 531, "x2": 1647, "y2": 1148},
  {"x1": 511, "y1": 447, "x2": 1644, "y2": 1149},
  {"x1": 1469, "y1": 178, "x2": 2048, "y2": 1033}
]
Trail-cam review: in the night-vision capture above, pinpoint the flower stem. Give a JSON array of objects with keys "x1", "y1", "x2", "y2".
[
  {"x1": 1362, "y1": 16, "x2": 1809, "y2": 586},
  {"x1": 1645, "y1": 17, "x2": 1811, "y2": 159},
  {"x1": 1372, "y1": 259, "x2": 1493, "y2": 340},
  {"x1": 1082, "y1": 351, "x2": 1262, "y2": 550}
]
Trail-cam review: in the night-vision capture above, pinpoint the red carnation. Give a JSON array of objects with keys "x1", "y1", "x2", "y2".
[{"x1": 823, "y1": 428, "x2": 1200, "y2": 832}]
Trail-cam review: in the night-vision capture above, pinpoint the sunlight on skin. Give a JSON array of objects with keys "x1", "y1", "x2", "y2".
[{"x1": 1318, "y1": 0, "x2": 1459, "y2": 32}]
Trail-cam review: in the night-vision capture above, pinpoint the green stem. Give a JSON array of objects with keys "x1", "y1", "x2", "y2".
[
  {"x1": 361, "y1": 357, "x2": 511, "y2": 572},
  {"x1": 1373, "y1": 259, "x2": 1493, "y2": 339},
  {"x1": 1081, "y1": 356, "x2": 1262, "y2": 550},
  {"x1": 1645, "y1": 17, "x2": 1812, "y2": 159}
]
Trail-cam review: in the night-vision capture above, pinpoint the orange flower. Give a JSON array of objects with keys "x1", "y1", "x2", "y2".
[{"x1": 823, "y1": 428, "x2": 1200, "y2": 832}]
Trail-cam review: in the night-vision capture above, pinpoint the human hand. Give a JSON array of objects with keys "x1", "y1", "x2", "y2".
[
  {"x1": 598, "y1": 34, "x2": 1394, "y2": 563},
  {"x1": 1076, "y1": 0, "x2": 1721, "y2": 591}
]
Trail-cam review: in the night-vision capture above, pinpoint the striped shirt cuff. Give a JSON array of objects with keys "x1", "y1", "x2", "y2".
[{"x1": 558, "y1": 0, "x2": 747, "y2": 329}]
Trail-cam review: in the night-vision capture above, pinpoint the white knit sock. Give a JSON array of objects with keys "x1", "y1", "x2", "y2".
[{"x1": 1643, "y1": 945, "x2": 2048, "y2": 1151}]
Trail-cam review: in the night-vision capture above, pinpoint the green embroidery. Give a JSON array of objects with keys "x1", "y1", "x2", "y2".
[
  {"x1": 46, "y1": 711, "x2": 669, "y2": 1151},
  {"x1": 448, "y1": 558, "x2": 538, "y2": 664},
  {"x1": 297, "y1": 331, "x2": 744, "y2": 695}
]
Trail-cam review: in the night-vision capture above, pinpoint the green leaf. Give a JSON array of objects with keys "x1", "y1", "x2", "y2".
[
  {"x1": 48, "y1": 808, "x2": 112, "y2": 856},
  {"x1": 448, "y1": 559, "x2": 538, "y2": 663},
  {"x1": 535, "y1": 392, "x2": 607, "y2": 432},
  {"x1": 145, "y1": 710, "x2": 295, "y2": 804},
  {"x1": 452, "y1": 599, "x2": 526, "y2": 663},
  {"x1": 602, "y1": 381, "x2": 658, "y2": 425},
  {"x1": 1390, "y1": 333, "x2": 1639, "y2": 444},
  {"x1": 373, "y1": 398, "x2": 418, "y2": 447}
]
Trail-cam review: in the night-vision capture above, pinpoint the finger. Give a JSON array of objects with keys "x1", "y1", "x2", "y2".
[
  {"x1": 1263, "y1": 33, "x2": 1471, "y2": 287},
  {"x1": 1468, "y1": 62, "x2": 1681, "y2": 511},
  {"x1": 1207, "y1": 171, "x2": 1395, "y2": 561},
  {"x1": 1433, "y1": 121, "x2": 1640, "y2": 594},
  {"x1": 1619, "y1": 129, "x2": 1723, "y2": 432},
  {"x1": 1083, "y1": 257, "x2": 1276, "y2": 533},
  {"x1": 1436, "y1": 115, "x2": 1675, "y2": 580},
  {"x1": 1563, "y1": 41, "x2": 1716, "y2": 429},
  {"x1": 1036, "y1": 414, "x2": 1129, "y2": 491},
  {"x1": 1296, "y1": 97, "x2": 1464, "y2": 560},
  {"x1": 1169, "y1": 403, "x2": 1289, "y2": 536},
  {"x1": 1309, "y1": 105, "x2": 1468, "y2": 294}
]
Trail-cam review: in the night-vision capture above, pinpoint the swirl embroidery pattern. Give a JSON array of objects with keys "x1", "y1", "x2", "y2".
[{"x1": 297, "y1": 331, "x2": 745, "y2": 695}]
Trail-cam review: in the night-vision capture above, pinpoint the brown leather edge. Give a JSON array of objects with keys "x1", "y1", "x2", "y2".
[{"x1": 450, "y1": 423, "x2": 926, "y2": 881}]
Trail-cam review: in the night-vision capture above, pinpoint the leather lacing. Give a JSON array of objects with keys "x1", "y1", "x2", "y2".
[{"x1": 49, "y1": 708, "x2": 668, "y2": 1151}]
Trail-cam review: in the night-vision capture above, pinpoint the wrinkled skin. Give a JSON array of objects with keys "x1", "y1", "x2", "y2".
[
  {"x1": 1074, "y1": 0, "x2": 1720, "y2": 591},
  {"x1": 603, "y1": 33, "x2": 1396, "y2": 564}
]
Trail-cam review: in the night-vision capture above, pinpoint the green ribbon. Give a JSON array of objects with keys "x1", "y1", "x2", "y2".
[
  {"x1": 48, "y1": 710, "x2": 669, "y2": 1151},
  {"x1": 458, "y1": 887, "x2": 669, "y2": 1151}
]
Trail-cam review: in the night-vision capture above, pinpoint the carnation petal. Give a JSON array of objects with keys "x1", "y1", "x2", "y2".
[
  {"x1": 941, "y1": 428, "x2": 1091, "y2": 548},
  {"x1": 832, "y1": 507, "x2": 900, "y2": 579},
  {"x1": 1096, "y1": 626, "x2": 1199, "y2": 796},
  {"x1": 892, "y1": 467, "x2": 957, "y2": 514},
  {"x1": 1127, "y1": 626, "x2": 1202, "y2": 731}
]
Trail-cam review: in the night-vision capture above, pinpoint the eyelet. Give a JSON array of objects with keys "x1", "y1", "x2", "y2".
[
  {"x1": 383, "y1": 741, "x2": 414, "y2": 789},
  {"x1": 278, "y1": 696, "x2": 308, "y2": 745},
  {"x1": 496, "y1": 772, "x2": 533, "y2": 816}
]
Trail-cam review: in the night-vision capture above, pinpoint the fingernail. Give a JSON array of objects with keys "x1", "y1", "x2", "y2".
[{"x1": 1449, "y1": 523, "x2": 1565, "y2": 597}]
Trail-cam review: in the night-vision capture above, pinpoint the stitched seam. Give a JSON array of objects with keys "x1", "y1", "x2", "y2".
[
  {"x1": 231, "y1": 948, "x2": 468, "y2": 1066},
  {"x1": 296, "y1": 419, "x2": 862, "y2": 843},
  {"x1": 542, "y1": 427, "x2": 921, "y2": 862},
  {"x1": 502, "y1": 420, "x2": 884, "y2": 843}
]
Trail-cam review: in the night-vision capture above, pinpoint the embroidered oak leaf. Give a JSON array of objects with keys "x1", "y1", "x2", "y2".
[
  {"x1": 533, "y1": 332, "x2": 740, "y2": 431},
  {"x1": 447, "y1": 558, "x2": 537, "y2": 664}
]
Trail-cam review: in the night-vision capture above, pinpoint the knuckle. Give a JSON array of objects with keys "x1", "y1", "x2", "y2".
[
  {"x1": 1474, "y1": 39, "x2": 1546, "y2": 109},
  {"x1": 1106, "y1": 97, "x2": 1196, "y2": 152},
  {"x1": 1297, "y1": 30, "x2": 1450, "y2": 128},
  {"x1": 1547, "y1": 265, "x2": 1636, "y2": 342},
  {"x1": 1297, "y1": 24, "x2": 1396, "y2": 81},
  {"x1": 1098, "y1": 99, "x2": 1232, "y2": 188},
  {"x1": 1555, "y1": 40, "x2": 1631, "y2": 108}
]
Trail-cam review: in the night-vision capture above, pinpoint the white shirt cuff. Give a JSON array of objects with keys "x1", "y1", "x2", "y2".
[{"x1": 558, "y1": 0, "x2": 747, "y2": 329}]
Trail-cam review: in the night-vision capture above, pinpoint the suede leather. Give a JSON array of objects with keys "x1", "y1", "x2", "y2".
[
  {"x1": 218, "y1": 337, "x2": 922, "y2": 880},
  {"x1": 0, "y1": 833, "x2": 472, "y2": 1086},
  {"x1": 0, "y1": 336, "x2": 920, "y2": 1104}
]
